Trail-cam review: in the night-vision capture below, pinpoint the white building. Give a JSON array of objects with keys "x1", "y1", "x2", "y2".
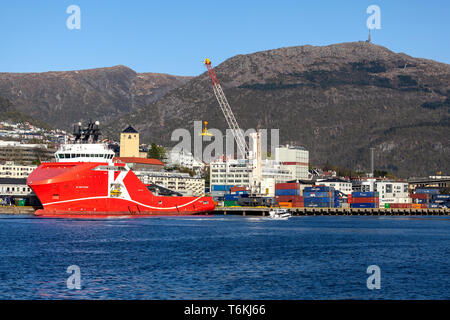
[
  {"x1": 134, "y1": 170, "x2": 205, "y2": 196},
  {"x1": 210, "y1": 157, "x2": 293, "y2": 197},
  {"x1": 210, "y1": 158, "x2": 251, "y2": 187},
  {"x1": 166, "y1": 148, "x2": 204, "y2": 172},
  {"x1": 0, "y1": 161, "x2": 37, "y2": 178},
  {"x1": 316, "y1": 178, "x2": 352, "y2": 195},
  {"x1": 375, "y1": 181, "x2": 410, "y2": 204},
  {"x1": 0, "y1": 178, "x2": 33, "y2": 196},
  {"x1": 274, "y1": 146, "x2": 309, "y2": 180},
  {"x1": 209, "y1": 142, "x2": 310, "y2": 197}
]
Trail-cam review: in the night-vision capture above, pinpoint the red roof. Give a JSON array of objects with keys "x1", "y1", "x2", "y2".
[{"x1": 113, "y1": 157, "x2": 164, "y2": 166}]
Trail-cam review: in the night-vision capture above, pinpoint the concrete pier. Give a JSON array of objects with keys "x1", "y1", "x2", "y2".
[
  {"x1": 214, "y1": 206, "x2": 450, "y2": 216},
  {"x1": 0, "y1": 206, "x2": 35, "y2": 215}
]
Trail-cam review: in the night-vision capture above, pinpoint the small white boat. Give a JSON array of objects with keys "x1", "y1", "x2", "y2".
[{"x1": 268, "y1": 208, "x2": 292, "y2": 219}]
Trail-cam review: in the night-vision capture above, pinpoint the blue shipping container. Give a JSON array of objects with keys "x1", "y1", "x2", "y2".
[
  {"x1": 304, "y1": 203, "x2": 333, "y2": 208},
  {"x1": 211, "y1": 185, "x2": 232, "y2": 192},
  {"x1": 304, "y1": 197, "x2": 334, "y2": 203},
  {"x1": 415, "y1": 189, "x2": 440, "y2": 194},
  {"x1": 351, "y1": 203, "x2": 377, "y2": 208},
  {"x1": 304, "y1": 186, "x2": 334, "y2": 192},
  {"x1": 303, "y1": 191, "x2": 332, "y2": 198},
  {"x1": 352, "y1": 192, "x2": 378, "y2": 198},
  {"x1": 224, "y1": 195, "x2": 239, "y2": 201},
  {"x1": 432, "y1": 194, "x2": 450, "y2": 200},
  {"x1": 275, "y1": 189, "x2": 300, "y2": 196}
]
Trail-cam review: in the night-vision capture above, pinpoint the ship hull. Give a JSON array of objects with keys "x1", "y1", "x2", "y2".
[{"x1": 27, "y1": 162, "x2": 215, "y2": 218}]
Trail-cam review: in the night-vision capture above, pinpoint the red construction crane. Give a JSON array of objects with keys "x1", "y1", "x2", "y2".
[{"x1": 204, "y1": 59, "x2": 249, "y2": 158}]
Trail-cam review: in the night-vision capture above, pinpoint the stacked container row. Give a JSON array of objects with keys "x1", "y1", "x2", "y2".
[
  {"x1": 303, "y1": 186, "x2": 335, "y2": 208},
  {"x1": 275, "y1": 183, "x2": 303, "y2": 207},
  {"x1": 350, "y1": 191, "x2": 379, "y2": 208}
]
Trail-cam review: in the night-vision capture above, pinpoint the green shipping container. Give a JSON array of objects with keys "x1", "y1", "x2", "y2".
[
  {"x1": 384, "y1": 203, "x2": 390, "y2": 208},
  {"x1": 224, "y1": 200, "x2": 238, "y2": 207},
  {"x1": 15, "y1": 199, "x2": 26, "y2": 206}
]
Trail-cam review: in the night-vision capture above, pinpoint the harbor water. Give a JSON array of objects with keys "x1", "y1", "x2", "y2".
[{"x1": 0, "y1": 214, "x2": 449, "y2": 299}]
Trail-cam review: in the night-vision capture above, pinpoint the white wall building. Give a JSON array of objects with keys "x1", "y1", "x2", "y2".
[
  {"x1": 210, "y1": 158, "x2": 293, "y2": 197},
  {"x1": 375, "y1": 181, "x2": 410, "y2": 204},
  {"x1": 0, "y1": 161, "x2": 37, "y2": 178},
  {"x1": 166, "y1": 148, "x2": 204, "y2": 172},
  {"x1": 316, "y1": 178, "x2": 353, "y2": 195},
  {"x1": 274, "y1": 146, "x2": 309, "y2": 180},
  {"x1": 134, "y1": 170, "x2": 205, "y2": 196},
  {"x1": 0, "y1": 178, "x2": 33, "y2": 196}
]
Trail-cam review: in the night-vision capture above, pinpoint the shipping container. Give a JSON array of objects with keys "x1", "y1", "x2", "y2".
[
  {"x1": 304, "y1": 203, "x2": 333, "y2": 208},
  {"x1": 276, "y1": 195, "x2": 304, "y2": 202},
  {"x1": 275, "y1": 189, "x2": 300, "y2": 196},
  {"x1": 351, "y1": 197, "x2": 379, "y2": 204},
  {"x1": 351, "y1": 203, "x2": 378, "y2": 208},
  {"x1": 223, "y1": 200, "x2": 238, "y2": 207},
  {"x1": 304, "y1": 186, "x2": 334, "y2": 192},
  {"x1": 211, "y1": 185, "x2": 232, "y2": 192},
  {"x1": 303, "y1": 191, "x2": 333, "y2": 198},
  {"x1": 351, "y1": 192, "x2": 379, "y2": 198},
  {"x1": 304, "y1": 197, "x2": 334, "y2": 203},
  {"x1": 275, "y1": 183, "x2": 300, "y2": 190},
  {"x1": 432, "y1": 194, "x2": 450, "y2": 200},
  {"x1": 230, "y1": 186, "x2": 247, "y2": 193},
  {"x1": 415, "y1": 188, "x2": 440, "y2": 194},
  {"x1": 278, "y1": 202, "x2": 293, "y2": 208},
  {"x1": 410, "y1": 193, "x2": 429, "y2": 199},
  {"x1": 224, "y1": 194, "x2": 239, "y2": 201},
  {"x1": 389, "y1": 203, "x2": 412, "y2": 208}
]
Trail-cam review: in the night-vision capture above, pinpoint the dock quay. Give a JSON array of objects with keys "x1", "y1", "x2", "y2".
[
  {"x1": 0, "y1": 206, "x2": 35, "y2": 215},
  {"x1": 214, "y1": 206, "x2": 450, "y2": 216}
]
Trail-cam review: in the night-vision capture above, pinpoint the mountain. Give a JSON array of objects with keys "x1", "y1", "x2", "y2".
[
  {"x1": 0, "y1": 42, "x2": 448, "y2": 176},
  {"x1": 0, "y1": 66, "x2": 191, "y2": 129},
  {"x1": 112, "y1": 42, "x2": 449, "y2": 177},
  {"x1": 0, "y1": 95, "x2": 50, "y2": 128}
]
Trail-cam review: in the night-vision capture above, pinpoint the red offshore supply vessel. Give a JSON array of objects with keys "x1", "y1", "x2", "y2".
[{"x1": 27, "y1": 122, "x2": 215, "y2": 218}]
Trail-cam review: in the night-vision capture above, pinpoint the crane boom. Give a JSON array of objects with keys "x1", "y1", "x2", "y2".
[{"x1": 204, "y1": 59, "x2": 248, "y2": 158}]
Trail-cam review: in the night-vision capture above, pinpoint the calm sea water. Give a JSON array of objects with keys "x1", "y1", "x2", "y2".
[{"x1": 0, "y1": 214, "x2": 449, "y2": 299}]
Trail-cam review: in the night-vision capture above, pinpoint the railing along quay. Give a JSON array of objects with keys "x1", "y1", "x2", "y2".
[{"x1": 214, "y1": 206, "x2": 450, "y2": 216}]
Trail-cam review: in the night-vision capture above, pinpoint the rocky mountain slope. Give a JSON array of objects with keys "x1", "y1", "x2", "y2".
[
  {"x1": 0, "y1": 66, "x2": 191, "y2": 129},
  {"x1": 0, "y1": 42, "x2": 448, "y2": 176},
  {"x1": 112, "y1": 42, "x2": 449, "y2": 177}
]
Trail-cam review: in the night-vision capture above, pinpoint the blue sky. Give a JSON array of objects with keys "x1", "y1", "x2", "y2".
[{"x1": 0, "y1": 0, "x2": 448, "y2": 75}]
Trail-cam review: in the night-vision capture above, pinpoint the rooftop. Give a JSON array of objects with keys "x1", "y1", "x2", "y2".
[
  {"x1": 113, "y1": 157, "x2": 164, "y2": 166},
  {"x1": 122, "y1": 126, "x2": 138, "y2": 134}
]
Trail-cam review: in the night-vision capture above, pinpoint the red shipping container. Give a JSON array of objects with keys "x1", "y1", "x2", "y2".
[
  {"x1": 230, "y1": 186, "x2": 247, "y2": 193},
  {"x1": 390, "y1": 203, "x2": 411, "y2": 208},
  {"x1": 410, "y1": 193, "x2": 429, "y2": 199},
  {"x1": 275, "y1": 183, "x2": 300, "y2": 190},
  {"x1": 276, "y1": 195, "x2": 303, "y2": 203},
  {"x1": 351, "y1": 197, "x2": 379, "y2": 204}
]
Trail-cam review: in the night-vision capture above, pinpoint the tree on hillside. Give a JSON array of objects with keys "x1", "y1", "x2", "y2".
[{"x1": 147, "y1": 143, "x2": 166, "y2": 161}]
